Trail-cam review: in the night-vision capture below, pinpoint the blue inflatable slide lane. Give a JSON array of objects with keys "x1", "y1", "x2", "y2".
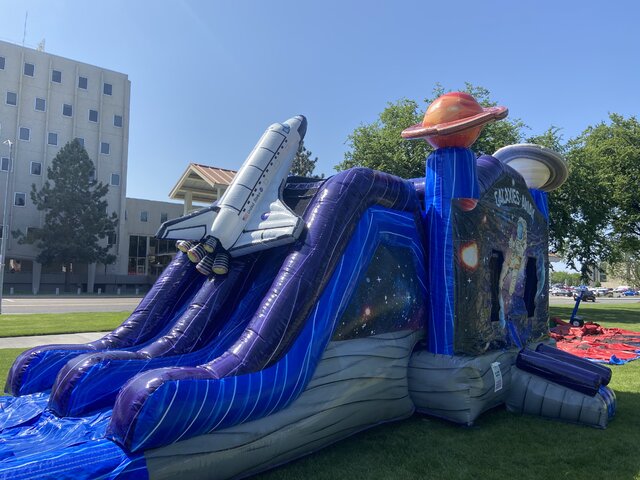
[{"x1": 0, "y1": 167, "x2": 428, "y2": 479}]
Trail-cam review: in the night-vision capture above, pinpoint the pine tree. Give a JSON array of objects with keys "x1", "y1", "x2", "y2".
[
  {"x1": 291, "y1": 140, "x2": 322, "y2": 178},
  {"x1": 13, "y1": 139, "x2": 118, "y2": 291}
]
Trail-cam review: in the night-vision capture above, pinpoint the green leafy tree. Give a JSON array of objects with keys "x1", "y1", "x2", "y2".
[
  {"x1": 525, "y1": 126, "x2": 617, "y2": 281},
  {"x1": 550, "y1": 271, "x2": 582, "y2": 286},
  {"x1": 526, "y1": 126, "x2": 566, "y2": 153},
  {"x1": 337, "y1": 98, "x2": 429, "y2": 179},
  {"x1": 588, "y1": 114, "x2": 640, "y2": 253},
  {"x1": 523, "y1": 127, "x2": 604, "y2": 278},
  {"x1": 336, "y1": 83, "x2": 527, "y2": 178},
  {"x1": 608, "y1": 255, "x2": 640, "y2": 288},
  {"x1": 291, "y1": 140, "x2": 323, "y2": 178},
  {"x1": 13, "y1": 139, "x2": 118, "y2": 291},
  {"x1": 546, "y1": 114, "x2": 640, "y2": 277}
]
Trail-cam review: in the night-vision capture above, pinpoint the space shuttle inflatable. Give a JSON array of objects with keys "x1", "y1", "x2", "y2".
[{"x1": 156, "y1": 115, "x2": 307, "y2": 274}]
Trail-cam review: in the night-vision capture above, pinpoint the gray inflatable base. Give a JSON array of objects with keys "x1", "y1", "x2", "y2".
[
  {"x1": 145, "y1": 330, "x2": 423, "y2": 480},
  {"x1": 506, "y1": 367, "x2": 614, "y2": 428},
  {"x1": 408, "y1": 349, "x2": 517, "y2": 425}
]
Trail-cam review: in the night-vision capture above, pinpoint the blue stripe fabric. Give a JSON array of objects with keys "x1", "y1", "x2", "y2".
[
  {"x1": 110, "y1": 206, "x2": 426, "y2": 452},
  {"x1": 507, "y1": 321, "x2": 523, "y2": 348},
  {"x1": 50, "y1": 255, "x2": 282, "y2": 417},
  {"x1": 0, "y1": 438, "x2": 146, "y2": 480},
  {"x1": 424, "y1": 147, "x2": 479, "y2": 354},
  {"x1": 528, "y1": 189, "x2": 549, "y2": 221}
]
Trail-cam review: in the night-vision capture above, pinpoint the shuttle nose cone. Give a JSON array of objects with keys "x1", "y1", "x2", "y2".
[{"x1": 292, "y1": 115, "x2": 307, "y2": 139}]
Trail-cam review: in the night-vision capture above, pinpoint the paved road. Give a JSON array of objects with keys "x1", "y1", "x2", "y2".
[
  {"x1": 1, "y1": 294, "x2": 636, "y2": 314},
  {"x1": 0, "y1": 331, "x2": 108, "y2": 349},
  {"x1": 549, "y1": 295, "x2": 640, "y2": 305},
  {"x1": 1, "y1": 296, "x2": 142, "y2": 314}
]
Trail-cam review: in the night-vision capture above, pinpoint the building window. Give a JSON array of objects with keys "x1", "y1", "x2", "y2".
[
  {"x1": 150, "y1": 237, "x2": 177, "y2": 256},
  {"x1": 19, "y1": 127, "x2": 30, "y2": 141},
  {"x1": 30, "y1": 162, "x2": 42, "y2": 176},
  {"x1": 51, "y1": 69, "x2": 62, "y2": 83},
  {"x1": 1, "y1": 157, "x2": 9, "y2": 171},
  {"x1": 75, "y1": 137, "x2": 84, "y2": 147},
  {"x1": 14, "y1": 192, "x2": 26, "y2": 207},
  {"x1": 140, "y1": 211, "x2": 148, "y2": 222},
  {"x1": 128, "y1": 235, "x2": 148, "y2": 275},
  {"x1": 89, "y1": 109, "x2": 99, "y2": 123},
  {"x1": 78, "y1": 76, "x2": 88, "y2": 89},
  {"x1": 0, "y1": 56, "x2": 5, "y2": 69},
  {"x1": 103, "y1": 83, "x2": 112, "y2": 95},
  {"x1": 100, "y1": 142, "x2": 110, "y2": 155},
  {"x1": 114, "y1": 115, "x2": 123, "y2": 128},
  {"x1": 48, "y1": 132, "x2": 58, "y2": 146},
  {"x1": 35, "y1": 97, "x2": 46, "y2": 112},
  {"x1": 8, "y1": 258, "x2": 21, "y2": 272},
  {"x1": 111, "y1": 173, "x2": 120, "y2": 186},
  {"x1": 0, "y1": 225, "x2": 2, "y2": 238},
  {"x1": 24, "y1": 62, "x2": 35, "y2": 77},
  {"x1": 63, "y1": 103, "x2": 73, "y2": 117},
  {"x1": 88, "y1": 168, "x2": 96, "y2": 183},
  {"x1": 108, "y1": 233, "x2": 117, "y2": 245},
  {"x1": 6, "y1": 91, "x2": 17, "y2": 106},
  {"x1": 160, "y1": 212, "x2": 168, "y2": 223},
  {"x1": 8, "y1": 258, "x2": 22, "y2": 273}
]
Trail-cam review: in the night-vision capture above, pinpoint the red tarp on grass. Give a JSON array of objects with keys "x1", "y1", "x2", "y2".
[{"x1": 550, "y1": 318, "x2": 640, "y2": 364}]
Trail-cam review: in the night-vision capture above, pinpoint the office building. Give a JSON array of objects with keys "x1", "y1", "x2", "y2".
[{"x1": 0, "y1": 40, "x2": 193, "y2": 293}]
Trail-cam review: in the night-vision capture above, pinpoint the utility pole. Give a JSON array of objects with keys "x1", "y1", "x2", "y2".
[{"x1": 0, "y1": 139, "x2": 14, "y2": 314}]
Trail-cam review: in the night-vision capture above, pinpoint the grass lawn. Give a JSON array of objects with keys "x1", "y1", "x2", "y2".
[
  {"x1": 0, "y1": 348, "x2": 25, "y2": 385},
  {"x1": 0, "y1": 304, "x2": 639, "y2": 479},
  {"x1": 0, "y1": 311, "x2": 130, "y2": 337}
]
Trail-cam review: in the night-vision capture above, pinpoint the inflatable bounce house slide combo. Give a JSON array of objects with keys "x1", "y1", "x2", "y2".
[{"x1": 0, "y1": 93, "x2": 615, "y2": 479}]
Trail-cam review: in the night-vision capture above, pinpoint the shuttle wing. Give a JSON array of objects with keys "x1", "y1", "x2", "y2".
[{"x1": 156, "y1": 206, "x2": 218, "y2": 241}]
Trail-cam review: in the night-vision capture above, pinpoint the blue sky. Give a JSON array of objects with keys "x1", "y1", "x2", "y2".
[{"x1": 1, "y1": 0, "x2": 638, "y2": 210}]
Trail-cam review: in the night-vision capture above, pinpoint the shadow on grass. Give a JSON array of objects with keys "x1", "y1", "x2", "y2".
[{"x1": 256, "y1": 388, "x2": 640, "y2": 480}]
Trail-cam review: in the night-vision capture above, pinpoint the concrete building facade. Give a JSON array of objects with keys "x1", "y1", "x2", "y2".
[
  {"x1": 123, "y1": 197, "x2": 183, "y2": 278},
  {"x1": 0, "y1": 40, "x2": 186, "y2": 294},
  {"x1": 0, "y1": 39, "x2": 130, "y2": 293}
]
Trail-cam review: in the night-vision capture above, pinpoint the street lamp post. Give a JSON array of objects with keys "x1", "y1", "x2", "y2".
[{"x1": 0, "y1": 139, "x2": 14, "y2": 315}]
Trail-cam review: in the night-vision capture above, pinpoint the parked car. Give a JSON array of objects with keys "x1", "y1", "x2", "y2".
[
  {"x1": 595, "y1": 287, "x2": 613, "y2": 297},
  {"x1": 551, "y1": 287, "x2": 572, "y2": 297},
  {"x1": 574, "y1": 289, "x2": 596, "y2": 302},
  {"x1": 622, "y1": 289, "x2": 639, "y2": 296}
]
